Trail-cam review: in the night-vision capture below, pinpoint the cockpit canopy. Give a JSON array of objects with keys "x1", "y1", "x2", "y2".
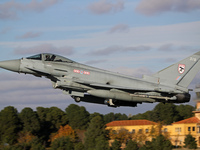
[{"x1": 26, "y1": 53, "x2": 74, "y2": 63}]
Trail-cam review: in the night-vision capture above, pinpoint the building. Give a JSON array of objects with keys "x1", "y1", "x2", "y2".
[
  {"x1": 106, "y1": 120, "x2": 158, "y2": 147},
  {"x1": 106, "y1": 102, "x2": 200, "y2": 147},
  {"x1": 106, "y1": 120, "x2": 157, "y2": 134},
  {"x1": 165, "y1": 102, "x2": 200, "y2": 147}
]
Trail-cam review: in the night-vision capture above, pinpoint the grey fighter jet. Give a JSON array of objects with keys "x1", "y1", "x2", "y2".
[{"x1": 0, "y1": 52, "x2": 200, "y2": 107}]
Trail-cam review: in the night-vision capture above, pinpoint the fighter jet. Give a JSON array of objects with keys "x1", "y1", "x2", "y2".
[{"x1": 0, "y1": 52, "x2": 200, "y2": 107}]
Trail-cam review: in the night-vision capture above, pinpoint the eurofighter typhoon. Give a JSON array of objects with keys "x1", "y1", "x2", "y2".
[{"x1": 0, "y1": 52, "x2": 200, "y2": 107}]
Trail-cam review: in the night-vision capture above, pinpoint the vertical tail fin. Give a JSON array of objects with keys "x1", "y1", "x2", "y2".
[{"x1": 153, "y1": 51, "x2": 200, "y2": 88}]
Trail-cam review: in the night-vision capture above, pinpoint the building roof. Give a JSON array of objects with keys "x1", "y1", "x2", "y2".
[
  {"x1": 173, "y1": 117, "x2": 200, "y2": 124},
  {"x1": 106, "y1": 120, "x2": 157, "y2": 127}
]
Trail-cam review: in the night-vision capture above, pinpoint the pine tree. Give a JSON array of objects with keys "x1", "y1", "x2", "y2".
[
  {"x1": 0, "y1": 106, "x2": 21, "y2": 145},
  {"x1": 84, "y1": 115, "x2": 108, "y2": 150},
  {"x1": 65, "y1": 104, "x2": 90, "y2": 130},
  {"x1": 19, "y1": 107, "x2": 41, "y2": 135},
  {"x1": 95, "y1": 135, "x2": 110, "y2": 150}
]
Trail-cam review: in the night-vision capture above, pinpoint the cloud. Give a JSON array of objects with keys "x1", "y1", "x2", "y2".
[
  {"x1": 164, "y1": 58, "x2": 177, "y2": 63},
  {"x1": 88, "y1": 0, "x2": 124, "y2": 14},
  {"x1": 16, "y1": 31, "x2": 42, "y2": 39},
  {"x1": 14, "y1": 43, "x2": 75, "y2": 56},
  {"x1": 90, "y1": 45, "x2": 151, "y2": 56},
  {"x1": 158, "y1": 43, "x2": 200, "y2": 52},
  {"x1": 135, "y1": 0, "x2": 200, "y2": 16},
  {"x1": 0, "y1": 0, "x2": 63, "y2": 20},
  {"x1": 0, "y1": 27, "x2": 12, "y2": 34},
  {"x1": 0, "y1": 22, "x2": 199, "y2": 54},
  {"x1": 108, "y1": 24, "x2": 130, "y2": 33},
  {"x1": 0, "y1": 73, "x2": 48, "y2": 96},
  {"x1": 0, "y1": 72, "x2": 71, "y2": 111},
  {"x1": 158, "y1": 43, "x2": 174, "y2": 51}
]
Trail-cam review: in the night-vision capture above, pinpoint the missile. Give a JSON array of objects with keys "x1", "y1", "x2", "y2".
[{"x1": 87, "y1": 89, "x2": 156, "y2": 102}]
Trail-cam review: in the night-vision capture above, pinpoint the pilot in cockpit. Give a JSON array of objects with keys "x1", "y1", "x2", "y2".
[{"x1": 45, "y1": 55, "x2": 51, "y2": 61}]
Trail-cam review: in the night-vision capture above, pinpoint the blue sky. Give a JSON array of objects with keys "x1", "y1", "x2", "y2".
[{"x1": 0, "y1": 0, "x2": 200, "y2": 115}]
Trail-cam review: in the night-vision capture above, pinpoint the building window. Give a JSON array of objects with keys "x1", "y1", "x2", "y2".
[
  {"x1": 139, "y1": 129, "x2": 142, "y2": 133},
  {"x1": 145, "y1": 129, "x2": 149, "y2": 133},
  {"x1": 197, "y1": 126, "x2": 200, "y2": 133},
  {"x1": 175, "y1": 128, "x2": 178, "y2": 132},
  {"x1": 188, "y1": 127, "x2": 191, "y2": 131},
  {"x1": 175, "y1": 127, "x2": 181, "y2": 132},
  {"x1": 164, "y1": 128, "x2": 168, "y2": 132},
  {"x1": 193, "y1": 127, "x2": 195, "y2": 131},
  {"x1": 132, "y1": 129, "x2": 135, "y2": 134}
]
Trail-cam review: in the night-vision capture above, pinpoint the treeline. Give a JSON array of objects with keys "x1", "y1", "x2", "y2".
[
  {"x1": 0, "y1": 104, "x2": 128, "y2": 150},
  {"x1": 131, "y1": 103, "x2": 195, "y2": 124},
  {"x1": 0, "y1": 103, "x2": 195, "y2": 150}
]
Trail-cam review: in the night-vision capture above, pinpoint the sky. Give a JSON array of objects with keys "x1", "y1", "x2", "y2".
[{"x1": 0, "y1": 0, "x2": 200, "y2": 115}]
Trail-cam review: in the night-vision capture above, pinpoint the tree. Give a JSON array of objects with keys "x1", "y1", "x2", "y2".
[
  {"x1": 132, "y1": 129, "x2": 148, "y2": 145},
  {"x1": 2, "y1": 144, "x2": 24, "y2": 150},
  {"x1": 30, "y1": 137, "x2": 46, "y2": 150},
  {"x1": 47, "y1": 107, "x2": 68, "y2": 130},
  {"x1": 19, "y1": 107, "x2": 41, "y2": 135},
  {"x1": 36, "y1": 107, "x2": 68, "y2": 144},
  {"x1": 149, "y1": 103, "x2": 179, "y2": 124},
  {"x1": 31, "y1": 142, "x2": 45, "y2": 150},
  {"x1": 65, "y1": 104, "x2": 90, "y2": 130},
  {"x1": 124, "y1": 139, "x2": 139, "y2": 150},
  {"x1": 176, "y1": 105, "x2": 195, "y2": 120},
  {"x1": 17, "y1": 132, "x2": 45, "y2": 150},
  {"x1": 95, "y1": 135, "x2": 110, "y2": 150},
  {"x1": 130, "y1": 103, "x2": 195, "y2": 124},
  {"x1": 104, "y1": 112, "x2": 115, "y2": 124},
  {"x1": 104, "y1": 113, "x2": 128, "y2": 124},
  {"x1": 184, "y1": 134, "x2": 197, "y2": 149},
  {"x1": 50, "y1": 136, "x2": 74, "y2": 150},
  {"x1": 149, "y1": 122, "x2": 164, "y2": 139},
  {"x1": 18, "y1": 131, "x2": 36, "y2": 144},
  {"x1": 74, "y1": 142, "x2": 84, "y2": 150},
  {"x1": 140, "y1": 135, "x2": 172, "y2": 150},
  {"x1": 0, "y1": 106, "x2": 21, "y2": 145},
  {"x1": 151, "y1": 134, "x2": 172, "y2": 150},
  {"x1": 111, "y1": 139, "x2": 121, "y2": 150},
  {"x1": 90, "y1": 112, "x2": 103, "y2": 121},
  {"x1": 84, "y1": 115, "x2": 108, "y2": 150},
  {"x1": 139, "y1": 141, "x2": 153, "y2": 150},
  {"x1": 37, "y1": 107, "x2": 68, "y2": 131},
  {"x1": 50, "y1": 125, "x2": 76, "y2": 142},
  {"x1": 114, "y1": 113, "x2": 128, "y2": 121},
  {"x1": 131, "y1": 111, "x2": 151, "y2": 120},
  {"x1": 109, "y1": 128, "x2": 131, "y2": 144}
]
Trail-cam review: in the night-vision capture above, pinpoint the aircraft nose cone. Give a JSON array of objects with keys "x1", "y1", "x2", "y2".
[{"x1": 0, "y1": 59, "x2": 20, "y2": 72}]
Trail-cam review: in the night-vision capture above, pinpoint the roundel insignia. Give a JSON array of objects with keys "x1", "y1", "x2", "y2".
[{"x1": 178, "y1": 64, "x2": 185, "y2": 74}]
